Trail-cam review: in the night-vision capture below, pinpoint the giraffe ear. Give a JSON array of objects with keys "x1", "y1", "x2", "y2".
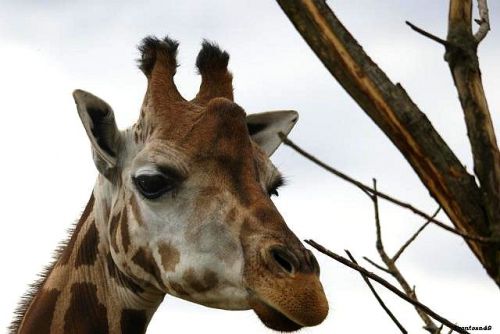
[
  {"x1": 247, "y1": 110, "x2": 298, "y2": 156},
  {"x1": 73, "y1": 89, "x2": 121, "y2": 176}
]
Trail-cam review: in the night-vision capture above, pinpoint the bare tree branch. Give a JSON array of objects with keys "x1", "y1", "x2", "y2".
[
  {"x1": 346, "y1": 251, "x2": 408, "y2": 333},
  {"x1": 371, "y1": 180, "x2": 441, "y2": 333},
  {"x1": 280, "y1": 134, "x2": 495, "y2": 244},
  {"x1": 304, "y1": 240, "x2": 469, "y2": 334},
  {"x1": 392, "y1": 207, "x2": 441, "y2": 262},
  {"x1": 474, "y1": 0, "x2": 490, "y2": 42},
  {"x1": 363, "y1": 256, "x2": 392, "y2": 275},
  {"x1": 405, "y1": 21, "x2": 449, "y2": 46}
]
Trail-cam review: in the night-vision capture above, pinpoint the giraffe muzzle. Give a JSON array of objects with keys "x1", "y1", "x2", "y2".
[{"x1": 246, "y1": 244, "x2": 328, "y2": 332}]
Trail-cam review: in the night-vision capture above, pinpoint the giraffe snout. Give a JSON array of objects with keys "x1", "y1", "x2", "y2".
[{"x1": 249, "y1": 244, "x2": 329, "y2": 331}]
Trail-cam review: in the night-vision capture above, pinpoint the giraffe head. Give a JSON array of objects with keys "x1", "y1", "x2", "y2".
[{"x1": 72, "y1": 36, "x2": 328, "y2": 332}]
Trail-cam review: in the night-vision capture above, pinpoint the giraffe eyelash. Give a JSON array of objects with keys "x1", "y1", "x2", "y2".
[{"x1": 268, "y1": 175, "x2": 286, "y2": 197}]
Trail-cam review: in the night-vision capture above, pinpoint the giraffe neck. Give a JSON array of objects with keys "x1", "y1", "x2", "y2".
[{"x1": 16, "y1": 187, "x2": 165, "y2": 334}]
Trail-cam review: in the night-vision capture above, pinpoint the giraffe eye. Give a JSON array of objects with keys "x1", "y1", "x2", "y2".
[{"x1": 133, "y1": 174, "x2": 176, "y2": 199}]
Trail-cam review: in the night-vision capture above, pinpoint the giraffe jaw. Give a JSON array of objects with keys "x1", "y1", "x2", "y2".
[
  {"x1": 249, "y1": 297, "x2": 303, "y2": 332},
  {"x1": 246, "y1": 273, "x2": 329, "y2": 332}
]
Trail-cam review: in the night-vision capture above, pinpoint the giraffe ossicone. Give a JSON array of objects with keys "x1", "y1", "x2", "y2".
[{"x1": 11, "y1": 35, "x2": 329, "y2": 333}]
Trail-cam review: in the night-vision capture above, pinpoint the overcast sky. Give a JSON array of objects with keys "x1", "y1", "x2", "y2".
[{"x1": 1, "y1": 1, "x2": 498, "y2": 333}]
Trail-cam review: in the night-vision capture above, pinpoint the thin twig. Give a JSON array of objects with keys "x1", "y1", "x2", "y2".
[
  {"x1": 346, "y1": 251, "x2": 408, "y2": 334},
  {"x1": 373, "y1": 179, "x2": 384, "y2": 255},
  {"x1": 474, "y1": 0, "x2": 490, "y2": 42},
  {"x1": 304, "y1": 240, "x2": 469, "y2": 334},
  {"x1": 406, "y1": 21, "x2": 450, "y2": 47},
  {"x1": 371, "y1": 181, "x2": 441, "y2": 333},
  {"x1": 280, "y1": 134, "x2": 495, "y2": 243},
  {"x1": 363, "y1": 256, "x2": 392, "y2": 275},
  {"x1": 392, "y1": 207, "x2": 441, "y2": 262}
]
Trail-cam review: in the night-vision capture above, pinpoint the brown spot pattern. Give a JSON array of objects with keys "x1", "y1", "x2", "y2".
[
  {"x1": 19, "y1": 289, "x2": 60, "y2": 334},
  {"x1": 227, "y1": 207, "x2": 237, "y2": 222},
  {"x1": 109, "y1": 212, "x2": 121, "y2": 253},
  {"x1": 183, "y1": 268, "x2": 219, "y2": 293},
  {"x1": 169, "y1": 282, "x2": 189, "y2": 297},
  {"x1": 129, "y1": 196, "x2": 144, "y2": 226},
  {"x1": 106, "y1": 253, "x2": 144, "y2": 294},
  {"x1": 132, "y1": 249, "x2": 166, "y2": 289},
  {"x1": 120, "y1": 309, "x2": 148, "y2": 334},
  {"x1": 75, "y1": 220, "x2": 99, "y2": 267},
  {"x1": 158, "y1": 242, "x2": 180, "y2": 272},
  {"x1": 120, "y1": 208, "x2": 130, "y2": 253},
  {"x1": 64, "y1": 282, "x2": 108, "y2": 334}
]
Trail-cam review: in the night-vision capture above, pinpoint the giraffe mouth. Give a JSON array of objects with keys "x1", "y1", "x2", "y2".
[{"x1": 249, "y1": 298, "x2": 303, "y2": 332}]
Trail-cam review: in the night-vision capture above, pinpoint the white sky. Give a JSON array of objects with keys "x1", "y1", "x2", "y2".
[{"x1": 0, "y1": 1, "x2": 499, "y2": 333}]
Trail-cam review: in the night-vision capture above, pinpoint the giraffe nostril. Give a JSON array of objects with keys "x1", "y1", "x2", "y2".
[
  {"x1": 307, "y1": 249, "x2": 321, "y2": 275},
  {"x1": 269, "y1": 246, "x2": 298, "y2": 275}
]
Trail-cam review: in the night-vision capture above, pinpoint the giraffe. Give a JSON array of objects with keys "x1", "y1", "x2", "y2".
[{"x1": 10, "y1": 36, "x2": 329, "y2": 333}]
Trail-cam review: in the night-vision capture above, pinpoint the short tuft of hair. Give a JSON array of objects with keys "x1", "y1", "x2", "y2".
[
  {"x1": 196, "y1": 40, "x2": 230, "y2": 74},
  {"x1": 137, "y1": 35, "x2": 179, "y2": 75}
]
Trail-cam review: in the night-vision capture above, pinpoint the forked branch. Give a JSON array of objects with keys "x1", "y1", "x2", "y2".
[
  {"x1": 392, "y1": 207, "x2": 441, "y2": 263},
  {"x1": 370, "y1": 180, "x2": 441, "y2": 333},
  {"x1": 305, "y1": 240, "x2": 469, "y2": 334},
  {"x1": 346, "y1": 251, "x2": 407, "y2": 333}
]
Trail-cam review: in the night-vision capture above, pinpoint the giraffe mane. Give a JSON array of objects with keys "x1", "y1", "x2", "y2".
[{"x1": 9, "y1": 195, "x2": 94, "y2": 334}]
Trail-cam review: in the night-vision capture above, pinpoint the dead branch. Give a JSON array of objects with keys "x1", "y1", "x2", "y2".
[
  {"x1": 474, "y1": 0, "x2": 490, "y2": 42},
  {"x1": 305, "y1": 240, "x2": 469, "y2": 334},
  {"x1": 345, "y1": 251, "x2": 408, "y2": 333},
  {"x1": 371, "y1": 180, "x2": 441, "y2": 333},
  {"x1": 363, "y1": 256, "x2": 392, "y2": 275},
  {"x1": 276, "y1": 0, "x2": 499, "y2": 285},
  {"x1": 280, "y1": 134, "x2": 494, "y2": 244},
  {"x1": 405, "y1": 21, "x2": 449, "y2": 46},
  {"x1": 392, "y1": 207, "x2": 441, "y2": 262}
]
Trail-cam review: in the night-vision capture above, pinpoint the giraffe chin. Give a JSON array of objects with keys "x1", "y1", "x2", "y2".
[{"x1": 249, "y1": 298, "x2": 304, "y2": 332}]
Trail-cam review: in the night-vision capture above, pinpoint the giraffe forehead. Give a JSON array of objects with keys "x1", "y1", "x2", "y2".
[
  {"x1": 193, "y1": 101, "x2": 249, "y2": 149},
  {"x1": 144, "y1": 101, "x2": 203, "y2": 140},
  {"x1": 135, "y1": 103, "x2": 253, "y2": 161},
  {"x1": 142, "y1": 98, "x2": 249, "y2": 154},
  {"x1": 141, "y1": 96, "x2": 247, "y2": 141}
]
